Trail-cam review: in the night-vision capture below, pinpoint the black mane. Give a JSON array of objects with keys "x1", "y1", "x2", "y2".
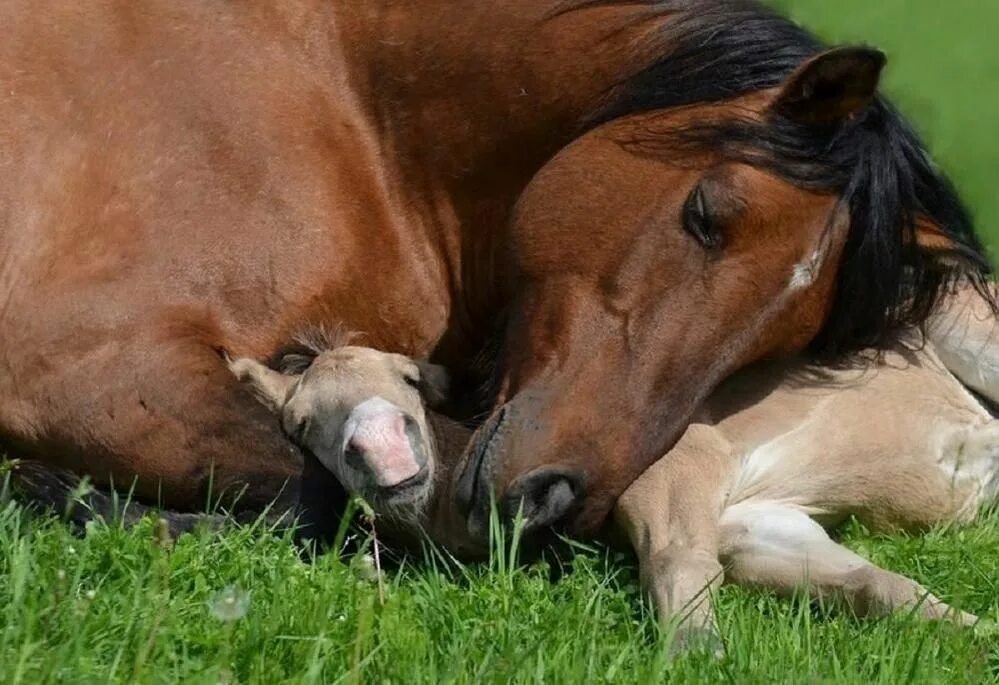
[{"x1": 568, "y1": 0, "x2": 994, "y2": 356}]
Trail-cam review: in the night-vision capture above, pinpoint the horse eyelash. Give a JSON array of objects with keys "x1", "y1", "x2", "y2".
[{"x1": 683, "y1": 185, "x2": 723, "y2": 250}]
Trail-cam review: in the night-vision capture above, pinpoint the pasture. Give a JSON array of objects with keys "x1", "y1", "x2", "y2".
[{"x1": 2, "y1": 1, "x2": 998, "y2": 683}]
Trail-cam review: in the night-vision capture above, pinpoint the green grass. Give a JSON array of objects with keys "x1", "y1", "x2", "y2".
[
  {"x1": 3, "y1": 3, "x2": 999, "y2": 683},
  {"x1": 1, "y1": 501, "x2": 996, "y2": 684}
]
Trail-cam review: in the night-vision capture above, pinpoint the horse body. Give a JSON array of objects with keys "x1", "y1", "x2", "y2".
[
  {"x1": 0, "y1": 0, "x2": 519, "y2": 510},
  {"x1": 929, "y1": 286, "x2": 999, "y2": 400},
  {"x1": 0, "y1": 1, "x2": 991, "y2": 540}
]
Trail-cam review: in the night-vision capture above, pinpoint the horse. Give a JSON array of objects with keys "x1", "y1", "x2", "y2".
[
  {"x1": 613, "y1": 286, "x2": 999, "y2": 651},
  {"x1": 227, "y1": 335, "x2": 451, "y2": 519},
  {"x1": 228, "y1": 286, "x2": 998, "y2": 653},
  {"x1": 0, "y1": 1, "x2": 991, "y2": 544}
]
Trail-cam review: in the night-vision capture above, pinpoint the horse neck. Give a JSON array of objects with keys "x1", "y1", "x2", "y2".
[
  {"x1": 329, "y1": 1, "x2": 674, "y2": 349},
  {"x1": 334, "y1": 1, "x2": 663, "y2": 182}
]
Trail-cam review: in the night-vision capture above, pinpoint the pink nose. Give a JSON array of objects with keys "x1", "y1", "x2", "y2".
[{"x1": 347, "y1": 406, "x2": 421, "y2": 488}]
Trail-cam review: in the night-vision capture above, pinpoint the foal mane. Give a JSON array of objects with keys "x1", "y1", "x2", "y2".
[
  {"x1": 268, "y1": 324, "x2": 358, "y2": 374},
  {"x1": 562, "y1": 0, "x2": 995, "y2": 358}
]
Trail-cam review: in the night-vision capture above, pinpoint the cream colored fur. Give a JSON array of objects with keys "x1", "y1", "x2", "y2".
[{"x1": 614, "y1": 287, "x2": 998, "y2": 652}]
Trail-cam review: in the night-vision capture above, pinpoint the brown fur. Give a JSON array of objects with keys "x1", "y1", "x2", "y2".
[{"x1": 0, "y1": 2, "x2": 980, "y2": 539}]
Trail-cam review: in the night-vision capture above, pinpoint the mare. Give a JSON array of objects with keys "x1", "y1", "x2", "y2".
[{"x1": 0, "y1": 1, "x2": 992, "y2": 542}]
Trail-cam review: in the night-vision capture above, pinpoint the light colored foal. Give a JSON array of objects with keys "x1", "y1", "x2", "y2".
[{"x1": 614, "y1": 287, "x2": 998, "y2": 650}]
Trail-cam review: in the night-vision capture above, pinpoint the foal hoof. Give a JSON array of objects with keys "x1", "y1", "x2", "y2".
[{"x1": 972, "y1": 618, "x2": 998, "y2": 638}]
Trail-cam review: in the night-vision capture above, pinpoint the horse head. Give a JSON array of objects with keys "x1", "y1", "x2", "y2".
[{"x1": 457, "y1": 46, "x2": 992, "y2": 540}]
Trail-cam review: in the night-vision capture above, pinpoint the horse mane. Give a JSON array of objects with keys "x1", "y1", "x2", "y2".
[{"x1": 566, "y1": 0, "x2": 995, "y2": 357}]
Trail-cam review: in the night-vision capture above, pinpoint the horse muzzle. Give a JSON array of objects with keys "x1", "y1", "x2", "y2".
[{"x1": 456, "y1": 402, "x2": 583, "y2": 542}]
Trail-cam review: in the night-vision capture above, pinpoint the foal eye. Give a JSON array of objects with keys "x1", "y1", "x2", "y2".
[
  {"x1": 286, "y1": 416, "x2": 310, "y2": 443},
  {"x1": 682, "y1": 184, "x2": 724, "y2": 251},
  {"x1": 397, "y1": 362, "x2": 422, "y2": 388}
]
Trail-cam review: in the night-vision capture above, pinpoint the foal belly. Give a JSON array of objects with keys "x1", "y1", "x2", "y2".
[{"x1": 726, "y1": 417, "x2": 993, "y2": 533}]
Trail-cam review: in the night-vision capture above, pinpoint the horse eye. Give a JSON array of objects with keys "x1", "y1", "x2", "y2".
[{"x1": 682, "y1": 184, "x2": 723, "y2": 250}]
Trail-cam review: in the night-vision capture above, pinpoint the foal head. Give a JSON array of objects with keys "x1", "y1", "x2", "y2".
[
  {"x1": 229, "y1": 343, "x2": 449, "y2": 519},
  {"x1": 457, "y1": 44, "x2": 992, "y2": 540}
]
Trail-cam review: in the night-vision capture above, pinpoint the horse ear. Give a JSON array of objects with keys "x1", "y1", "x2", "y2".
[
  {"x1": 228, "y1": 357, "x2": 298, "y2": 412},
  {"x1": 772, "y1": 47, "x2": 886, "y2": 126},
  {"x1": 413, "y1": 360, "x2": 450, "y2": 408},
  {"x1": 914, "y1": 216, "x2": 989, "y2": 270}
]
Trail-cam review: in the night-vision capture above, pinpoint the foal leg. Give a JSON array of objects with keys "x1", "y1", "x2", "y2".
[
  {"x1": 614, "y1": 425, "x2": 733, "y2": 653},
  {"x1": 719, "y1": 502, "x2": 979, "y2": 625}
]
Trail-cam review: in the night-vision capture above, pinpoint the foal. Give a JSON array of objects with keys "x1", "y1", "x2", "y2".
[
  {"x1": 228, "y1": 340, "x2": 450, "y2": 520},
  {"x1": 615, "y1": 287, "x2": 999, "y2": 648}
]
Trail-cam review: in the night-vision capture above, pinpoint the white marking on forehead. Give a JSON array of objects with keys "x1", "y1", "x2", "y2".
[
  {"x1": 789, "y1": 260, "x2": 816, "y2": 290},
  {"x1": 788, "y1": 245, "x2": 828, "y2": 292}
]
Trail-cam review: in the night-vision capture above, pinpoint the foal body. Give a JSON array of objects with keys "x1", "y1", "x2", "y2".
[{"x1": 616, "y1": 300, "x2": 999, "y2": 644}]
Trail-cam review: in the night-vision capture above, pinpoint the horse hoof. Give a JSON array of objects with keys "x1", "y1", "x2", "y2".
[{"x1": 973, "y1": 618, "x2": 998, "y2": 638}]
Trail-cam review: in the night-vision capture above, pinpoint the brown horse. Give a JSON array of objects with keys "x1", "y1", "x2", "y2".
[{"x1": 0, "y1": 1, "x2": 991, "y2": 542}]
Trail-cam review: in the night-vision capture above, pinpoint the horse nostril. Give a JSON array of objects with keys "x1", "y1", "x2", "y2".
[
  {"x1": 344, "y1": 441, "x2": 365, "y2": 469},
  {"x1": 503, "y1": 467, "x2": 582, "y2": 532},
  {"x1": 402, "y1": 413, "x2": 418, "y2": 435}
]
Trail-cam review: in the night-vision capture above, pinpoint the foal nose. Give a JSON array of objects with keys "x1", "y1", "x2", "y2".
[{"x1": 345, "y1": 398, "x2": 423, "y2": 488}]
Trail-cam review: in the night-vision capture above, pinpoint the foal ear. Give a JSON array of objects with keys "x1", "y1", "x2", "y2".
[
  {"x1": 228, "y1": 357, "x2": 298, "y2": 412},
  {"x1": 914, "y1": 216, "x2": 989, "y2": 271},
  {"x1": 772, "y1": 47, "x2": 886, "y2": 126},
  {"x1": 413, "y1": 360, "x2": 451, "y2": 408}
]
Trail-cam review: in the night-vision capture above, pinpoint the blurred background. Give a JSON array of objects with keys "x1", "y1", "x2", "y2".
[{"x1": 774, "y1": 0, "x2": 998, "y2": 264}]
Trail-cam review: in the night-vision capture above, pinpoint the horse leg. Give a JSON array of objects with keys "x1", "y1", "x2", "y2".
[
  {"x1": 4, "y1": 458, "x2": 226, "y2": 534},
  {"x1": 614, "y1": 425, "x2": 734, "y2": 654},
  {"x1": 852, "y1": 420, "x2": 999, "y2": 532},
  {"x1": 718, "y1": 502, "x2": 979, "y2": 625},
  {"x1": 950, "y1": 420, "x2": 999, "y2": 512}
]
